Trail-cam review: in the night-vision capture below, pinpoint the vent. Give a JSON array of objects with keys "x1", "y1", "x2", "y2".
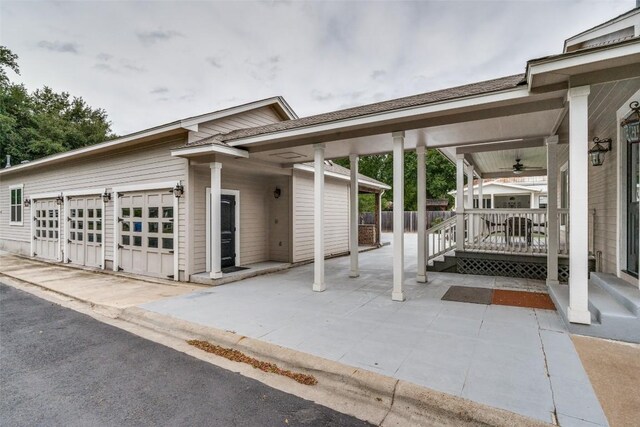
[{"x1": 269, "y1": 151, "x2": 305, "y2": 160}]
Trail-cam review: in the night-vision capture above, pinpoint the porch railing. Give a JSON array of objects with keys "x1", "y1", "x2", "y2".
[{"x1": 426, "y1": 208, "x2": 570, "y2": 260}]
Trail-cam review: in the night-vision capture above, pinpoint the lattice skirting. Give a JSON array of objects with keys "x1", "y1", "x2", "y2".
[{"x1": 457, "y1": 257, "x2": 573, "y2": 282}]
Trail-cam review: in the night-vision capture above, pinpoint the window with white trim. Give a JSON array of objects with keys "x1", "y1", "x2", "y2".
[{"x1": 10, "y1": 185, "x2": 23, "y2": 225}]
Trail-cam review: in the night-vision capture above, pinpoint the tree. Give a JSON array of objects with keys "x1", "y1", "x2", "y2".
[
  {"x1": 0, "y1": 46, "x2": 115, "y2": 167},
  {"x1": 335, "y1": 149, "x2": 456, "y2": 211}
]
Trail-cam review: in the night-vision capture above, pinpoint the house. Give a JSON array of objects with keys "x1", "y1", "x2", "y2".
[
  {"x1": 448, "y1": 177, "x2": 548, "y2": 209},
  {"x1": 0, "y1": 98, "x2": 389, "y2": 283},
  {"x1": 1, "y1": 7, "x2": 639, "y2": 342}
]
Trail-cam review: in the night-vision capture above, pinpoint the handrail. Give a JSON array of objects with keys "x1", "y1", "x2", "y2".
[
  {"x1": 426, "y1": 215, "x2": 457, "y2": 233},
  {"x1": 426, "y1": 215, "x2": 460, "y2": 261}
]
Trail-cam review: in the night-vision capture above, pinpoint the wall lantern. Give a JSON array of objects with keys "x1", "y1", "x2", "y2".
[
  {"x1": 172, "y1": 183, "x2": 184, "y2": 198},
  {"x1": 55, "y1": 194, "x2": 64, "y2": 206},
  {"x1": 23, "y1": 197, "x2": 31, "y2": 207},
  {"x1": 273, "y1": 187, "x2": 281, "y2": 199},
  {"x1": 588, "y1": 137, "x2": 612, "y2": 167},
  {"x1": 102, "y1": 191, "x2": 112, "y2": 203},
  {"x1": 621, "y1": 101, "x2": 640, "y2": 143}
]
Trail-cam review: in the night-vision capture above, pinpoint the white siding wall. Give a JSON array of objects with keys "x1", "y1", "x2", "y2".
[
  {"x1": 188, "y1": 106, "x2": 283, "y2": 143},
  {"x1": 0, "y1": 136, "x2": 189, "y2": 272},
  {"x1": 191, "y1": 167, "x2": 292, "y2": 273},
  {"x1": 292, "y1": 170, "x2": 350, "y2": 262}
]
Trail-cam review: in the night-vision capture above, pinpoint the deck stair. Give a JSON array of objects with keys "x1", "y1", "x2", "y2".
[
  {"x1": 548, "y1": 273, "x2": 640, "y2": 343},
  {"x1": 427, "y1": 250, "x2": 457, "y2": 272}
]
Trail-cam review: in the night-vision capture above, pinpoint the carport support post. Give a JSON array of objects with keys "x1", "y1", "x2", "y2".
[
  {"x1": 546, "y1": 136, "x2": 559, "y2": 287},
  {"x1": 392, "y1": 131, "x2": 405, "y2": 301},
  {"x1": 416, "y1": 145, "x2": 427, "y2": 283},
  {"x1": 466, "y1": 165, "x2": 475, "y2": 243},
  {"x1": 567, "y1": 86, "x2": 591, "y2": 325},
  {"x1": 349, "y1": 154, "x2": 359, "y2": 278},
  {"x1": 210, "y1": 162, "x2": 223, "y2": 279},
  {"x1": 456, "y1": 154, "x2": 465, "y2": 250},
  {"x1": 313, "y1": 144, "x2": 326, "y2": 292}
]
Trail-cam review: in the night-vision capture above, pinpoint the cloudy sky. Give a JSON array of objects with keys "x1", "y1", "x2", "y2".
[{"x1": 1, "y1": 0, "x2": 634, "y2": 135}]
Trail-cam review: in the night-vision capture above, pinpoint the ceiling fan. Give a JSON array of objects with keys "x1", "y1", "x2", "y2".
[{"x1": 500, "y1": 159, "x2": 544, "y2": 175}]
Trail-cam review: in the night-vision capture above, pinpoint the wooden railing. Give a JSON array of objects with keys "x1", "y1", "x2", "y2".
[{"x1": 426, "y1": 209, "x2": 570, "y2": 260}]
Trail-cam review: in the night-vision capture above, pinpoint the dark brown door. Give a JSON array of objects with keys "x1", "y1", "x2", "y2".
[
  {"x1": 628, "y1": 141, "x2": 639, "y2": 276},
  {"x1": 220, "y1": 194, "x2": 236, "y2": 268}
]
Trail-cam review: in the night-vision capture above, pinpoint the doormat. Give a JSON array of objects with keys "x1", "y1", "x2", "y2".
[
  {"x1": 441, "y1": 286, "x2": 494, "y2": 305},
  {"x1": 441, "y1": 286, "x2": 556, "y2": 310},
  {"x1": 492, "y1": 289, "x2": 556, "y2": 310},
  {"x1": 222, "y1": 266, "x2": 249, "y2": 274}
]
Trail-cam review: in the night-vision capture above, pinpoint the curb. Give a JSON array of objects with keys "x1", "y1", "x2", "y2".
[{"x1": 119, "y1": 306, "x2": 551, "y2": 427}]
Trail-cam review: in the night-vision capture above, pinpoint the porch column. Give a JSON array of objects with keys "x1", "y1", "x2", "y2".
[
  {"x1": 466, "y1": 165, "x2": 474, "y2": 208},
  {"x1": 210, "y1": 162, "x2": 223, "y2": 279},
  {"x1": 392, "y1": 131, "x2": 406, "y2": 301},
  {"x1": 478, "y1": 178, "x2": 484, "y2": 208},
  {"x1": 416, "y1": 146, "x2": 427, "y2": 283},
  {"x1": 567, "y1": 86, "x2": 591, "y2": 325},
  {"x1": 546, "y1": 135, "x2": 559, "y2": 286},
  {"x1": 313, "y1": 144, "x2": 326, "y2": 292},
  {"x1": 349, "y1": 154, "x2": 359, "y2": 278},
  {"x1": 456, "y1": 154, "x2": 465, "y2": 250}
]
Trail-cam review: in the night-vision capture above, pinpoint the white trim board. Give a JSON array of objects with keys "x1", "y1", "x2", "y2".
[
  {"x1": 112, "y1": 181, "x2": 177, "y2": 194},
  {"x1": 292, "y1": 164, "x2": 391, "y2": 190},
  {"x1": 63, "y1": 188, "x2": 105, "y2": 197}
]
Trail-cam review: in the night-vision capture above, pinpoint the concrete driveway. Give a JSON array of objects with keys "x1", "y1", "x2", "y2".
[{"x1": 143, "y1": 234, "x2": 608, "y2": 426}]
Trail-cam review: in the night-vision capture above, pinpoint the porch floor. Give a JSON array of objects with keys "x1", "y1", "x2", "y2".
[{"x1": 142, "y1": 234, "x2": 607, "y2": 425}]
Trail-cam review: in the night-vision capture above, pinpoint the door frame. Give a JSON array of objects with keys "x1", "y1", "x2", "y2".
[
  {"x1": 62, "y1": 188, "x2": 106, "y2": 269},
  {"x1": 29, "y1": 192, "x2": 63, "y2": 261},
  {"x1": 206, "y1": 188, "x2": 240, "y2": 272}
]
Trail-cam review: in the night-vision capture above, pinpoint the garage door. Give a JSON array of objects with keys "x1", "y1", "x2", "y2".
[
  {"x1": 118, "y1": 191, "x2": 174, "y2": 278},
  {"x1": 67, "y1": 196, "x2": 103, "y2": 268},
  {"x1": 33, "y1": 199, "x2": 60, "y2": 261}
]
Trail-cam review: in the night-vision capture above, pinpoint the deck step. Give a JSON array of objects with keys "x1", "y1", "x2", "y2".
[{"x1": 590, "y1": 273, "x2": 640, "y2": 316}]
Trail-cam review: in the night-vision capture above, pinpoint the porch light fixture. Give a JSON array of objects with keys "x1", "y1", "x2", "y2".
[
  {"x1": 172, "y1": 183, "x2": 184, "y2": 198},
  {"x1": 273, "y1": 187, "x2": 281, "y2": 199},
  {"x1": 588, "y1": 137, "x2": 612, "y2": 167},
  {"x1": 621, "y1": 101, "x2": 640, "y2": 143},
  {"x1": 102, "y1": 191, "x2": 112, "y2": 203},
  {"x1": 55, "y1": 194, "x2": 64, "y2": 206},
  {"x1": 23, "y1": 197, "x2": 31, "y2": 207}
]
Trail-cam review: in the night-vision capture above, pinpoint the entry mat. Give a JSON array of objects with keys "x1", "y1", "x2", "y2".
[
  {"x1": 221, "y1": 266, "x2": 249, "y2": 274},
  {"x1": 441, "y1": 286, "x2": 556, "y2": 310}
]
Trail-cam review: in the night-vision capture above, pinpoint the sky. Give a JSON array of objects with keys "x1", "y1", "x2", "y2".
[{"x1": 0, "y1": 0, "x2": 635, "y2": 135}]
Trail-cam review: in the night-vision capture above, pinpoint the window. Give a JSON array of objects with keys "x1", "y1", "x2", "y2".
[
  {"x1": 539, "y1": 195, "x2": 548, "y2": 209},
  {"x1": 560, "y1": 163, "x2": 569, "y2": 225},
  {"x1": 10, "y1": 185, "x2": 23, "y2": 225}
]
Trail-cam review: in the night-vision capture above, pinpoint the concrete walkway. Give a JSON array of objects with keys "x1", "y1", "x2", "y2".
[{"x1": 143, "y1": 234, "x2": 608, "y2": 426}]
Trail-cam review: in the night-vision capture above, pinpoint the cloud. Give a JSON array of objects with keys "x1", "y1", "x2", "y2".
[
  {"x1": 150, "y1": 86, "x2": 168, "y2": 94},
  {"x1": 97, "y1": 53, "x2": 112, "y2": 61},
  {"x1": 206, "y1": 56, "x2": 223, "y2": 68},
  {"x1": 93, "y1": 63, "x2": 117, "y2": 73},
  {"x1": 37, "y1": 40, "x2": 79, "y2": 53},
  {"x1": 136, "y1": 29, "x2": 183, "y2": 45},
  {"x1": 120, "y1": 60, "x2": 146, "y2": 73},
  {"x1": 371, "y1": 70, "x2": 386, "y2": 80}
]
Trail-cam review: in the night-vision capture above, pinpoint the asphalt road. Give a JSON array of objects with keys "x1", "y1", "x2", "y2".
[{"x1": 0, "y1": 283, "x2": 371, "y2": 427}]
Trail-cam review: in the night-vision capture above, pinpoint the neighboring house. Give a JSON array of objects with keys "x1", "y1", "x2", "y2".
[
  {"x1": 0, "y1": 98, "x2": 389, "y2": 283},
  {"x1": 1, "y1": 7, "x2": 639, "y2": 341},
  {"x1": 449, "y1": 177, "x2": 548, "y2": 209}
]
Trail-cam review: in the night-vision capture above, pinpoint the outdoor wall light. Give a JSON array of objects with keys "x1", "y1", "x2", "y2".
[
  {"x1": 172, "y1": 183, "x2": 184, "y2": 198},
  {"x1": 23, "y1": 197, "x2": 31, "y2": 207},
  {"x1": 102, "y1": 191, "x2": 112, "y2": 203},
  {"x1": 588, "y1": 137, "x2": 612, "y2": 167},
  {"x1": 273, "y1": 187, "x2": 281, "y2": 199},
  {"x1": 621, "y1": 101, "x2": 640, "y2": 143},
  {"x1": 55, "y1": 194, "x2": 64, "y2": 206}
]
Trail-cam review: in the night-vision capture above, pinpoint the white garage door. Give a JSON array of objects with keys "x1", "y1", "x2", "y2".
[
  {"x1": 33, "y1": 199, "x2": 60, "y2": 261},
  {"x1": 67, "y1": 196, "x2": 103, "y2": 268},
  {"x1": 118, "y1": 191, "x2": 175, "y2": 278}
]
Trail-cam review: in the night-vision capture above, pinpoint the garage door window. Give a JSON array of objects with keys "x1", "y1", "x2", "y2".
[{"x1": 10, "y1": 185, "x2": 23, "y2": 225}]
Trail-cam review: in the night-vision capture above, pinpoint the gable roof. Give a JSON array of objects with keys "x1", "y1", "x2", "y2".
[
  {"x1": 295, "y1": 161, "x2": 390, "y2": 191},
  {"x1": 1, "y1": 96, "x2": 296, "y2": 176},
  {"x1": 214, "y1": 74, "x2": 526, "y2": 144},
  {"x1": 564, "y1": 7, "x2": 639, "y2": 47}
]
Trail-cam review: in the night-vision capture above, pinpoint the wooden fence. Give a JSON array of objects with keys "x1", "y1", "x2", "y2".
[{"x1": 360, "y1": 211, "x2": 455, "y2": 232}]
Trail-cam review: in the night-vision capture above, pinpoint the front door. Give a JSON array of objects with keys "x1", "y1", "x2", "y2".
[
  {"x1": 628, "y1": 141, "x2": 639, "y2": 276},
  {"x1": 220, "y1": 194, "x2": 236, "y2": 268}
]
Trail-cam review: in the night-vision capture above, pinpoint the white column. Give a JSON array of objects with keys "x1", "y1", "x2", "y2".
[
  {"x1": 456, "y1": 154, "x2": 465, "y2": 250},
  {"x1": 101, "y1": 191, "x2": 106, "y2": 269},
  {"x1": 210, "y1": 162, "x2": 223, "y2": 279},
  {"x1": 478, "y1": 179, "x2": 484, "y2": 208},
  {"x1": 313, "y1": 144, "x2": 326, "y2": 292},
  {"x1": 416, "y1": 146, "x2": 427, "y2": 283},
  {"x1": 113, "y1": 193, "x2": 120, "y2": 271},
  {"x1": 173, "y1": 184, "x2": 180, "y2": 281},
  {"x1": 546, "y1": 136, "x2": 559, "y2": 286},
  {"x1": 392, "y1": 131, "x2": 405, "y2": 301},
  {"x1": 349, "y1": 154, "x2": 359, "y2": 278},
  {"x1": 466, "y1": 165, "x2": 474, "y2": 209},
  {"x1": 490, "y1": 193, "x2": 495, "y2": 209},
  {"x1": 567, "y1": 86, "x2": 591, "y2": 325}
]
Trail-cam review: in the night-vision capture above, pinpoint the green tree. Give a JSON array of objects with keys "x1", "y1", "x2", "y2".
[
  {"x1": 0, "y1": 46, "x2": 115, "y2": 167},
  {"x1": 335, "y1": 149, "x2": 456, "y2": 211}
]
